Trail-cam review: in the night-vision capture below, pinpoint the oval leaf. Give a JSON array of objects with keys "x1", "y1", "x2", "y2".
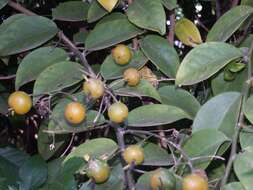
[
  {"x1": 222, "y1": 182, "x2": 246, "y2": 190},
  {"x1": 87, "y1": 0, "x2": 108, "y2": 23},
  {"x1": 64, "y1": 138, "x2": 118, "y2": 163},
  {"x1": 176, "y1": 42, "x2": 242, "y2": 86},
  {"x1": 111, "y1": 79, "x2": 161, "y2": 102},
  {"x1": 0, "y1": 14, "x2": 58, "y2": 56},
  {"x1": 140, "y1": 35, "x2": 179, "y2": 78},
  {"x1": 0, "y1": 0, "x2": 7, "y2": 10},
  {"x1": 101, "y1": 49, "x2": 148, "y2": 80},
  {"x1": 33, "y1": 61, "x2": 84, "y2": 104},
  {"x1": 127, "y1": 104, "x2": 191, "y2": 127},
  {"x1": 47, "y1": 93, "x2": 105, "y2": 134},
  {"x1": 52, "y1": 1, "x2": 89, "y2": 21},
  {"x1": 234, "y1": 147, "x2": 253, "y2": 190},
  {"x1": 243, "y1": 95, "x2": 253, "y2": 124},
  {"x1": 15, "y1": 47, "x2": 68, "y2": 89},
  {"x1": 175, "y1": 18, "x2": 202, "y2": 47},
  {"x1": 192, "y1": 92, "x2": 241, "y2": 139},
  {"x1": 158, "y1": 85, "x2": 200, "y2": 119},
  {"x1": 85, "y1": 13, "x2": 143, "y2": 51},
  {"x1": 207, "y1": 6, "x2": 253, "y2": 42},
  {"x1": 127, "y1": 0, "x2": 166, "y2": 35},
  {"x1": 161, "y1": 0, "x2": 178, "y2": 10},
  {"x1": 183, "y1": 129, "x2": 229, "y2": 169}
]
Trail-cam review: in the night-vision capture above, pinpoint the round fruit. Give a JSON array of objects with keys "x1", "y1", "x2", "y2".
[
  {"x1": 86, "y1": 159, "x2": 110, "y2": 184},
  {"x1": 83, "y1": 79, "x2": 105, "y2": 99},
  {"x1": 123, "y1": 68, "x2": 141, "y2": 87},
  {"x1": 123, "y1": 145, "x2": 144, "y2": 165},
  {"x1": 64, "y1": 102, "x2": 86, "y2": 124},
  {"x1": 112, "y1": 44, "x2": 132, "y2": 65},
  {"x1": 8, "y1": 91, "x2": 32, "y2": 115},
  {"x1": 150, "y1": 168, "x2": 176, "y2": 190},
  {"x1": 108, "y1": 102, "x2": 128, "y2": 123},
  {"x1": 182, "y1": 173, "x2": 208, "y2": 190}
]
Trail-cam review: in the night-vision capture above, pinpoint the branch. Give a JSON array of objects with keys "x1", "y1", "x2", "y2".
[
  {"x1": 167, "y1": 11, "x2": 175, "y2": 46},
  {"x1": 7, "y1": 0, "x2": 96, "y2": 77},
  {"x1": 0, "y1": 74, "x2": 16, "y2": 80},
  {"x1": 215, "y1": 0, "x2": 221, "y2": 18},
  {"x1": 220, "y1": 38, "x2": 253, "y2": 188}
]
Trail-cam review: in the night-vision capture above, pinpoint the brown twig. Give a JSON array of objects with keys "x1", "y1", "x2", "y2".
[
  {"x1": 7, "y1": 0, "x2": 96, "y2": 77},
  {"x1": 167, "y1": 11, "x2": 175, "y2": 46}
]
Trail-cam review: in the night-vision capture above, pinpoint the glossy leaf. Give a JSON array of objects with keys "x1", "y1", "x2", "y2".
[
  {"x1": 142, "y1": 142, "x2": 172, "y2": 166},
  {"x1": 192, "y1": 92, "x2": 241, "y2": 139},
  {"x1": 222, "y1": 182, "x2": 246, "y2": 190},
  {"x1": 207, "y1": 6, "x2": 253, "y2": 42},
  {"x1": 240, "y1": 130, "x2": 253, "y2": 150},
  {"x1": 183, "y1": 129, "x2": 229, "y2": 169},
  {"x1": 37, "y1": 123, "x2": 68, "y2": 160},
  {"x1": 234, "y1": 147, "x2": 253, "y2": 190},
  {"x1": 87, "y1": 0, "x2": 108, "y2": 23},
  {"x1": 127, "y1": 104, "x2": 191, "y2": 127},
  {"x1": 85, "y1": 13, "x2": 143, "y2": 50},
  {"x1": 111, "y1": 79, "x2": 161, "y2": 102},
  {"x1": 47, "y1": 92, "x2": 105, "y2": 134},
  {"x1": 175, "y1": 42, "x2": 242, "y2": 86},
  {"x1": 243, "y1": 95, "x2": 253, "y2": 124},
  {"x1": 158, "y1": 85, "x2": 200, "y2": 118},
  {"x1": 127, "y1": 0, "x2": 166, "y2": 35},
  {"x1": 161, "y1": 0, "x2": 177, "y2": 10},
  {"x1": 101, "y1": 50, "x2": 148, "y2": 80},
  {"x1": 0, "y1": 14, "x2": 58, "y2": 56},
  {"x1": 175, "y1": 18, "x2": 202, "y2": 46},
  {"x1": 33, "y1": 61, "x2": 84, "y2": 104},
  {"x1": 140, "y1": 35, "x2": 179, "y2": 78},
  {"x1": 52, "y1": 1, "x2": 89, "y2": 21},
  {"x1": 15, "y1": 47, "x2": 68, "y2": 89},
  {"x1": 0, "y1": 0, "x2": 7, "y2": 10},
  {"x1": 19, "y1": 155, "x2": 47, "y2": 190},
  {"x1": 64, "y1": 138, "x2": 118, "y2": 164}
]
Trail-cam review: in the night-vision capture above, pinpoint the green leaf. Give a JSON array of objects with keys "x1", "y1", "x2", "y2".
[
  {"x1": 241, "y1": 0, "x2": 253, "y2": 6},
  {"x1": 227, "y1": 62, "x2": 246, "y2": 73},
  {"x1": 142, "y1": 142, "x2": 172, "y2": 166},
  {"x1": 80, "y1": 162, "x2": 124, "y2": 190},
  {"x1": 244, "y1": 95, "x2": 253, "y2": 124},
  {"x1": 175, "y1": 18, "x2": 202, "y2": 47},
  {"x1": 47, "y1": 93, "x2": 105, "y2": 134},
  {"x1": 111, "y1": 79, "x2": 161, "y2": 102},
  {"x1": 85, "y1": 13, "x2": 143, "y2": 51},
  {"x1": 136, "y1": 169, "x2": 181, "y2": 190},
  {"x1": 158, "y1": 85, "x2": 200, "y2": 119},
  {"x1": 140, "y1": 35, "x2": 179, "y2": 78},
  {"x1": 0, "y1": 14, "x2": 58, "y2": 56},
  {"x1": 37, "y1": 123, "x2": 68, "y2": 160},
  {"x1": 234, "y1": 147, "x2": 253, "y2": 190},
  {"x1": 127, "y1": 0, "x2": 166, "y2": 35},
  {"x1": 175, "y1": 42, "x2": 242, "y2": 86},
  {"x1": 183, "y1": 129, "x2": 229, "y2": 169},
  {"x1": 240, "y1": 130, "x2": 253, "y2": 150},
  {"x1": 222, "y1": 182, "x2": 246, "y2": 190},
  {"x1": 52, "y1": 1, "x2": 89, "y2": 21},
  {"x1": 64, "y1": 138, "x2": 118, "y2": 164},
  {"x1": 192, "y1": 92, "x2": 241, "y2": 139},
  {"x1": 127, "y1": 104, "x2": 191, "y2": 127},
  {"x1": 87, "y1": 0, "x2": 108, "y2": 23},
  {"x1": 19, "y1": 155, "x2": 47, "y2": 190},
  {"x1": 207, "y1": 6, "x2": 253, "y2": 42},
  {"x1": 0, "y1": 147, "x2": 29, "y2": 167},
  {"x1": 73, "y1": 31, "x2": 89, "y2": 44},
  {"x1": 161, "y1": 0, "x2": 178, "y2": 10},
  {"x1": 211, "y1": 69, "x2": 248, "y2": 95},
  {"x1": 33, "y1": 61, "x2": 84, "y2": 104},
  {"x1": 0, "y1": 0, "x2": 7, "y2": 10},
  {"x1": 15, "y1": 47, "x2": 68, "y2": 90},
  {"x1": 101, "y1": 49, "x2": 148, "y2": 80}
]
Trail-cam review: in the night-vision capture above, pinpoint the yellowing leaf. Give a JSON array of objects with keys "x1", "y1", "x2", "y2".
[
  {"x1": 139, "y1": 66, "x2": 158, "y2": 87},
  {"x1": 97, "y1": 0, "x2": 118, "y2": 12},
  {"x1": 175, "y1": 18, "x2": 202, "y2": 47}
]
